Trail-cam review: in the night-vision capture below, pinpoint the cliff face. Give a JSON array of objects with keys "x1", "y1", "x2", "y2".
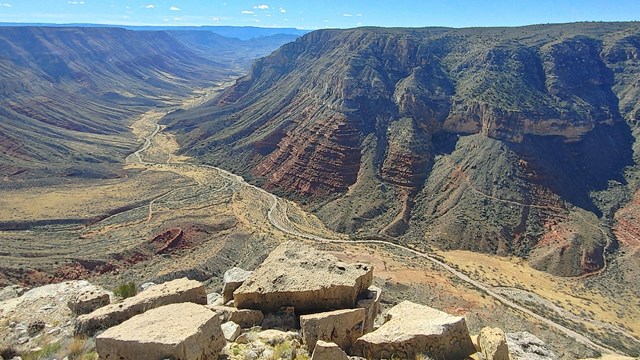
[{"x1": 167, "y1": 22, "x2": 640, "y2": 276}]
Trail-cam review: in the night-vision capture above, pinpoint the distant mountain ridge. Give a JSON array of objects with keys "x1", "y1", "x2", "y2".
[
  {"x1": 0, "y1": 25, "x2": 297, "y2": 179},
  {"x1": 165, "y1": 22, "x2": 640, "y2": 277},
  {"x1": 0, "y1": 23, "x2": 309, "y2": 40}
]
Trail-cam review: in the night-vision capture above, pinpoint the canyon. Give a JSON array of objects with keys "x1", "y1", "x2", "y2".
[{"x1": 165, "y1": 22, "x2": 640, "y2": 278}]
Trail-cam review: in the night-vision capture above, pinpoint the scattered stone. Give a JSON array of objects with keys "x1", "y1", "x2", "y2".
[
  {"x1": 261, "y1": 306, "x2": 297, "y2": 330},
  {"x1": 39, "y1": 305, "x2": 54, "y2": 312},
  {"x1": 352, "y1": 301, "x2": 475, "y2": 360},
  {"x1": 140, "y1": 282, "x2": 156, "y2": 291},
  {"x1": 207, "y1": 305, "x2": 264, "y2": 328},
  {"x1": 222, "y1": 321, "x2": 242, "y2": 342},
  {"x1": 506, "y1": 332, "x2": 557, "y2": 360},
  {"x1": 311, "y1": 340, "x2": 349, "y2": 360},
  {"x1": 223, "y1": 267, "x2": 253, "y2": 304},
  {"x1": 300, "y1": 308, "x2": 365, "y2": 353},
  {"x1": 207, "y1": 292, "x2": 222, "y2": 305},
  {"x1": 257, "y1": 329, "x2": 301, "y2": 346},
  {"x1": 235, "y1": 332, "x2": 250, "y2": 344},
  {"x1": 96, "y1": 303, "x2": 225, "y2": 360},
  {"x1": 234, "y1": 242, "x2": 373, "y2": 313},
  {"x1": 356, "y1": 285, "x2": 381, "y2": 333},
  {"x1": 0, "y1": 285, "x2": 26, "y2": 301},
  {"x1": 479, "y1": 327, "x2": 511, "y2": 360},
  {"x1": 76, "y1": 278, "x2": 206, "y2": 335},
  {"x1": 17, "y1": 336, "x2": 29, "y2": 344},
  {"x1": 67, "y1": 285, "x2": 111, "y2": 315},
  {"x1": 47, "y1": 327, "x2": 61, "y2": 336}
]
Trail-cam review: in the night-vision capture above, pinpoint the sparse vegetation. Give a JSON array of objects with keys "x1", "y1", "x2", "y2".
[
  {"x1": 113, "y1": 281, "x2": 137, "y2": 299},
  {"x1": 66, "y1": 336, "x2": 88, "y2": 359}
]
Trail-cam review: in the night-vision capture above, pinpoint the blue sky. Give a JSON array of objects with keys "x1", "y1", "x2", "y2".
[{"x1": 0, "y1": 0, "x2": 638, "y2": 29}]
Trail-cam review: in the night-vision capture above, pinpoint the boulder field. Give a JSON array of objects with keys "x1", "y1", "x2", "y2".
[{"x1": 0, "y1": 241, "x2": 568, "y2": 360}]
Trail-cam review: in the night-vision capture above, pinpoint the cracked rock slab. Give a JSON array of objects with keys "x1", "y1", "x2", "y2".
[
  {"x1": 234, "y1": 242, "x2": 373, "y2": 314},
  {"x1": 352, "y1": 301, "x2": 475, "y2": 360}
]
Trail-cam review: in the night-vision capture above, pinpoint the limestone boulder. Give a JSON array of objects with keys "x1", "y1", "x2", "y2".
[
  {"x1": 356, "y1": 285, "x2": 381, "y2": 333},
  {"x1": 223, "y1": 267, "x2": 252, "y2": 304},
  {"x1": 506, "y1": 332, "x2": 557, "y2": 360},
  {"x1": 352, "y1": 301, "x2": 475, "y2": 360},
  {"x1": 300, "y1": 308, "x2": 365, "y2": 353},
  {"x1": 67, "y1": 285, "x2": 111, "y2": 315},
  {"x1": 96, "y1": 302, "x2": 224, "y2": 360},
  {"x1": 221, "y1": 321, "x2": 241, "y2": 342},
  {"x1": 76, "y1": 278, "x2": 206, "y2": 335},
  {"x1": 479, "y1": 327, "x2": 511, "y2": 360},
  {"x1": 234, "y1": 242, "x2": 373, "y2": 313},
  {"x1": 311, "y1": 340, "x2": 349, "y2": 360},
  {"x1": 206, "y1": 305, "x2": 264, "y2": 328}
]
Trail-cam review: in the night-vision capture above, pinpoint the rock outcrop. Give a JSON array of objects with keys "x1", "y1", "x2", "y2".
[
  {"x1": 506, "y1": 332, "x2": 557, "y2": 360},
  {"x1": 233, "y1": 242, "x2": 373, "y2": 313},
  {"x1": 67, "y1": 285, "x2": 111, "y2": 315},
  {"x1": 223, "y1": 267, "x2": 252, "y2": 304},
  {"x1": 479, "y1": 327, "x2": 511, "y2": 360},
  {"x1": 311, "y1": 340, "x2": 350, "y2": 360},
  {"x1": 352, "y1": 301, "x2": 476, "y2": 360},
  {"x1": 76, "y1": 277, "x2": 206, "y2": 335},
  {"x1": 300, "y1": 308, "x2": 366, "y2": 353},
  {"x1": 96, "y1": 302, "x2": 225, "y2": 360}
]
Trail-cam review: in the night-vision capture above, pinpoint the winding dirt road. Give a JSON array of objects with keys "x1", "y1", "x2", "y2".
[{"x1": 127, "y1": 91, "x2": 630, "y2": 356}]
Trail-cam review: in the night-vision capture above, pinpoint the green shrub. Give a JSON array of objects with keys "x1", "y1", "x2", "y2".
[{"x1": 113, "y1": 281, "x2": 137, "y2": 299}]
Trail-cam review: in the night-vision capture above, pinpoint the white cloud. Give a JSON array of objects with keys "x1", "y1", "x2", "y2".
[
  {"x1": 253, "y1": 4, "x2": 269, "y2": 10},
  {"x1": 67, "y1": 1, "x2": 85, "y2": 4},
  {"x1": 173, "y1": 17, "x2": 182, "y2": 21},
  {"x1": 241, "y1": 10, "x2": 255, "y2": 14},
  {"x1": 356, "y1": 13, "x2": 363, "y2": 16},
  {"x1": 169, "y1": 6, "x2": 180, "y2": 11},
  {"x1": 279, "y1": 7, "x2": 286, "y2": 13},
  {"x1": 1, "y1": 3, "x2": 12, "y2": 7},
  {"x1": 144, "y1": 4, "x2": 155, "y2": 9},
  {"x1": 342, "y1": 13, "x2": 353, "y2": 17}
]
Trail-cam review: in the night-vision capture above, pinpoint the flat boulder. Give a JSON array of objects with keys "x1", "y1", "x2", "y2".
[
  {"x1": 352, "y1": 301, "x2": 475, "y2": 360},
  {"x1": 67, "y1": 285, "x2": 111, "y2": 315},
  {"x1": 300, "y1": 308, "x2": 365, "y2": 353},
  {"x1": 234, "y1": 242, "x2": 373, "y2": 313},
  {"x1": 222, "y1": 267, "x2": 252, "y2": 304},
  {"x1": 311, "y1": 340, "x2": 349, "y2": 360},
  {"x1": 76, "y1": 278, "x2": 206, "y2": 335},
  {"x1": 96, "y1": 302, "x2": 225, "y2": 360},
  {"x1": 479, "y1": 327, "x2": 511, "y2": 360}
]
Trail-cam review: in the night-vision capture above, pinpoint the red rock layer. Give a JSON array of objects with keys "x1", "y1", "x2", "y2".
[{"x1": 254, "y1": 107, "x2": 361, "y2": 198}]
